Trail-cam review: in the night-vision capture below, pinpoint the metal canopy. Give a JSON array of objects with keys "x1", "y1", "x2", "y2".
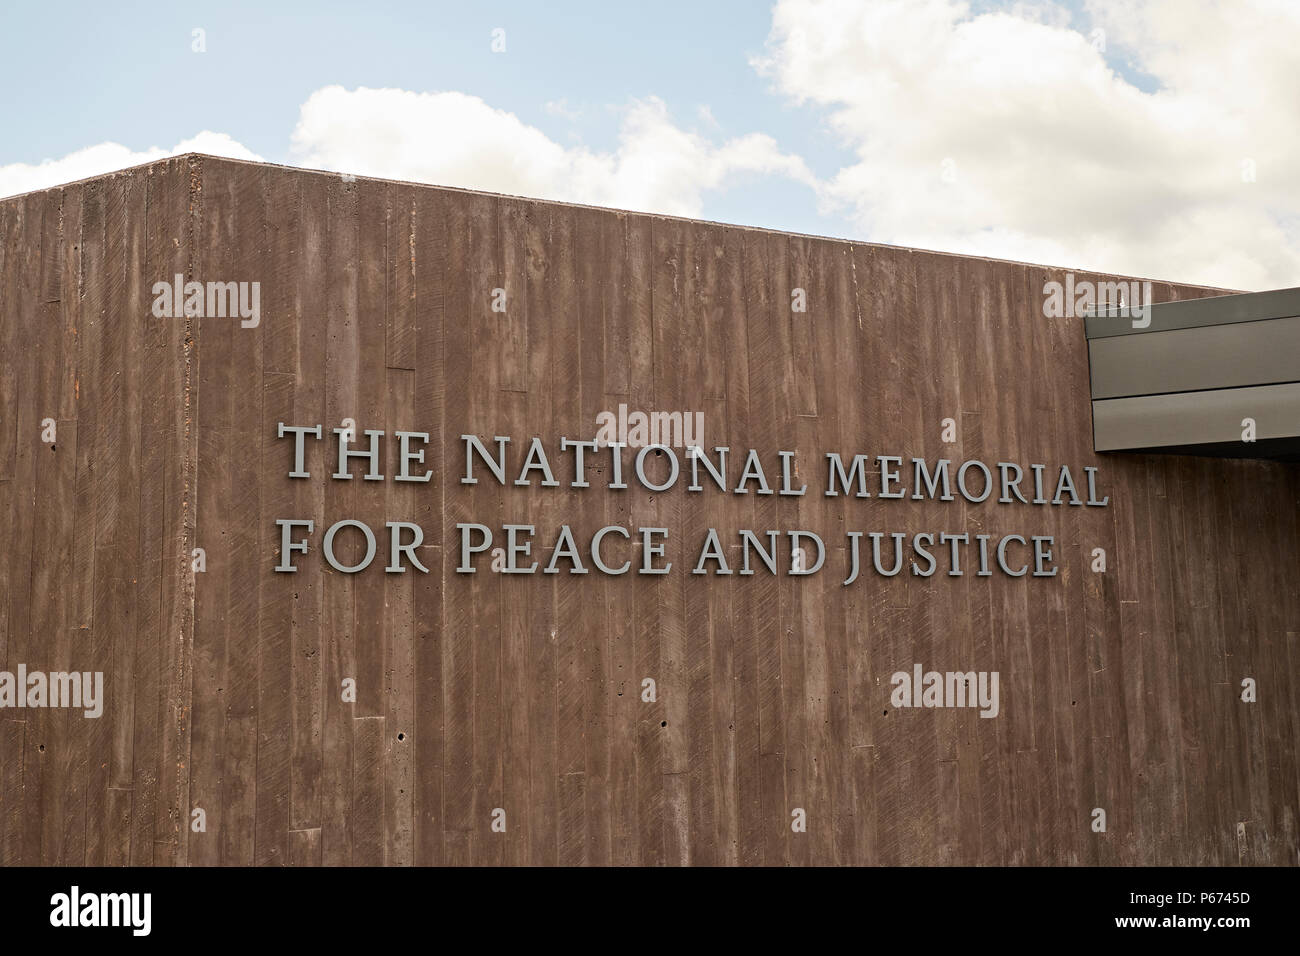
[{"x1": 1085, "y1": 287, "x2": 1300, "y2": 462}]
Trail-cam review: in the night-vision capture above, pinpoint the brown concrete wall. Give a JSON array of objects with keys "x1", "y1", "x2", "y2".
[{"x1": 0, "y1": 154, "x2": 1296, "y2": 865}]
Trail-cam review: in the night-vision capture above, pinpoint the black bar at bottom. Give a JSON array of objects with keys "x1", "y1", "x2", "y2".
[{"x1": 0, "y1": 865, "x2": 1284, "y2": 943}]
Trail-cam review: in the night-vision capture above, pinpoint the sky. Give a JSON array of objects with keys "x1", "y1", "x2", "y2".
[{"x1": 1, "y1": 0, "x2": 1296, "y2": 290}]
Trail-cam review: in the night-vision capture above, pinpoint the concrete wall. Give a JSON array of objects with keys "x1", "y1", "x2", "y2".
[{"x1": 0, "y1": 154, "x2": 1296, "y2": 865}]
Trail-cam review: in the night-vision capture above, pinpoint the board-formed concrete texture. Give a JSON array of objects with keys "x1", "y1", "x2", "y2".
[{"x1": 0, "y1": 154, "x2": 1297, "y2": 866}]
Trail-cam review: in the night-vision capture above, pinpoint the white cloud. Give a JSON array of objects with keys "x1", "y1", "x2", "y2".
[
  {"x1": 0, "y1": 132, "x2": 261, "y2": 199},
  {"x1": 755, "y1": 0, "x2": 1300, "y2": 290},
  {"x1": 0, "y1": 87, "x2": 816, "y2": 227},
  {"x1": 288, "y1": 85, "x2": 817, "y2": 219}
]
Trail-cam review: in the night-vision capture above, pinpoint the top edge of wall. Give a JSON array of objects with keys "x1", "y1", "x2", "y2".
[{"x1": 0, "y1": 151, "x2": 1241, "y2": 296}]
